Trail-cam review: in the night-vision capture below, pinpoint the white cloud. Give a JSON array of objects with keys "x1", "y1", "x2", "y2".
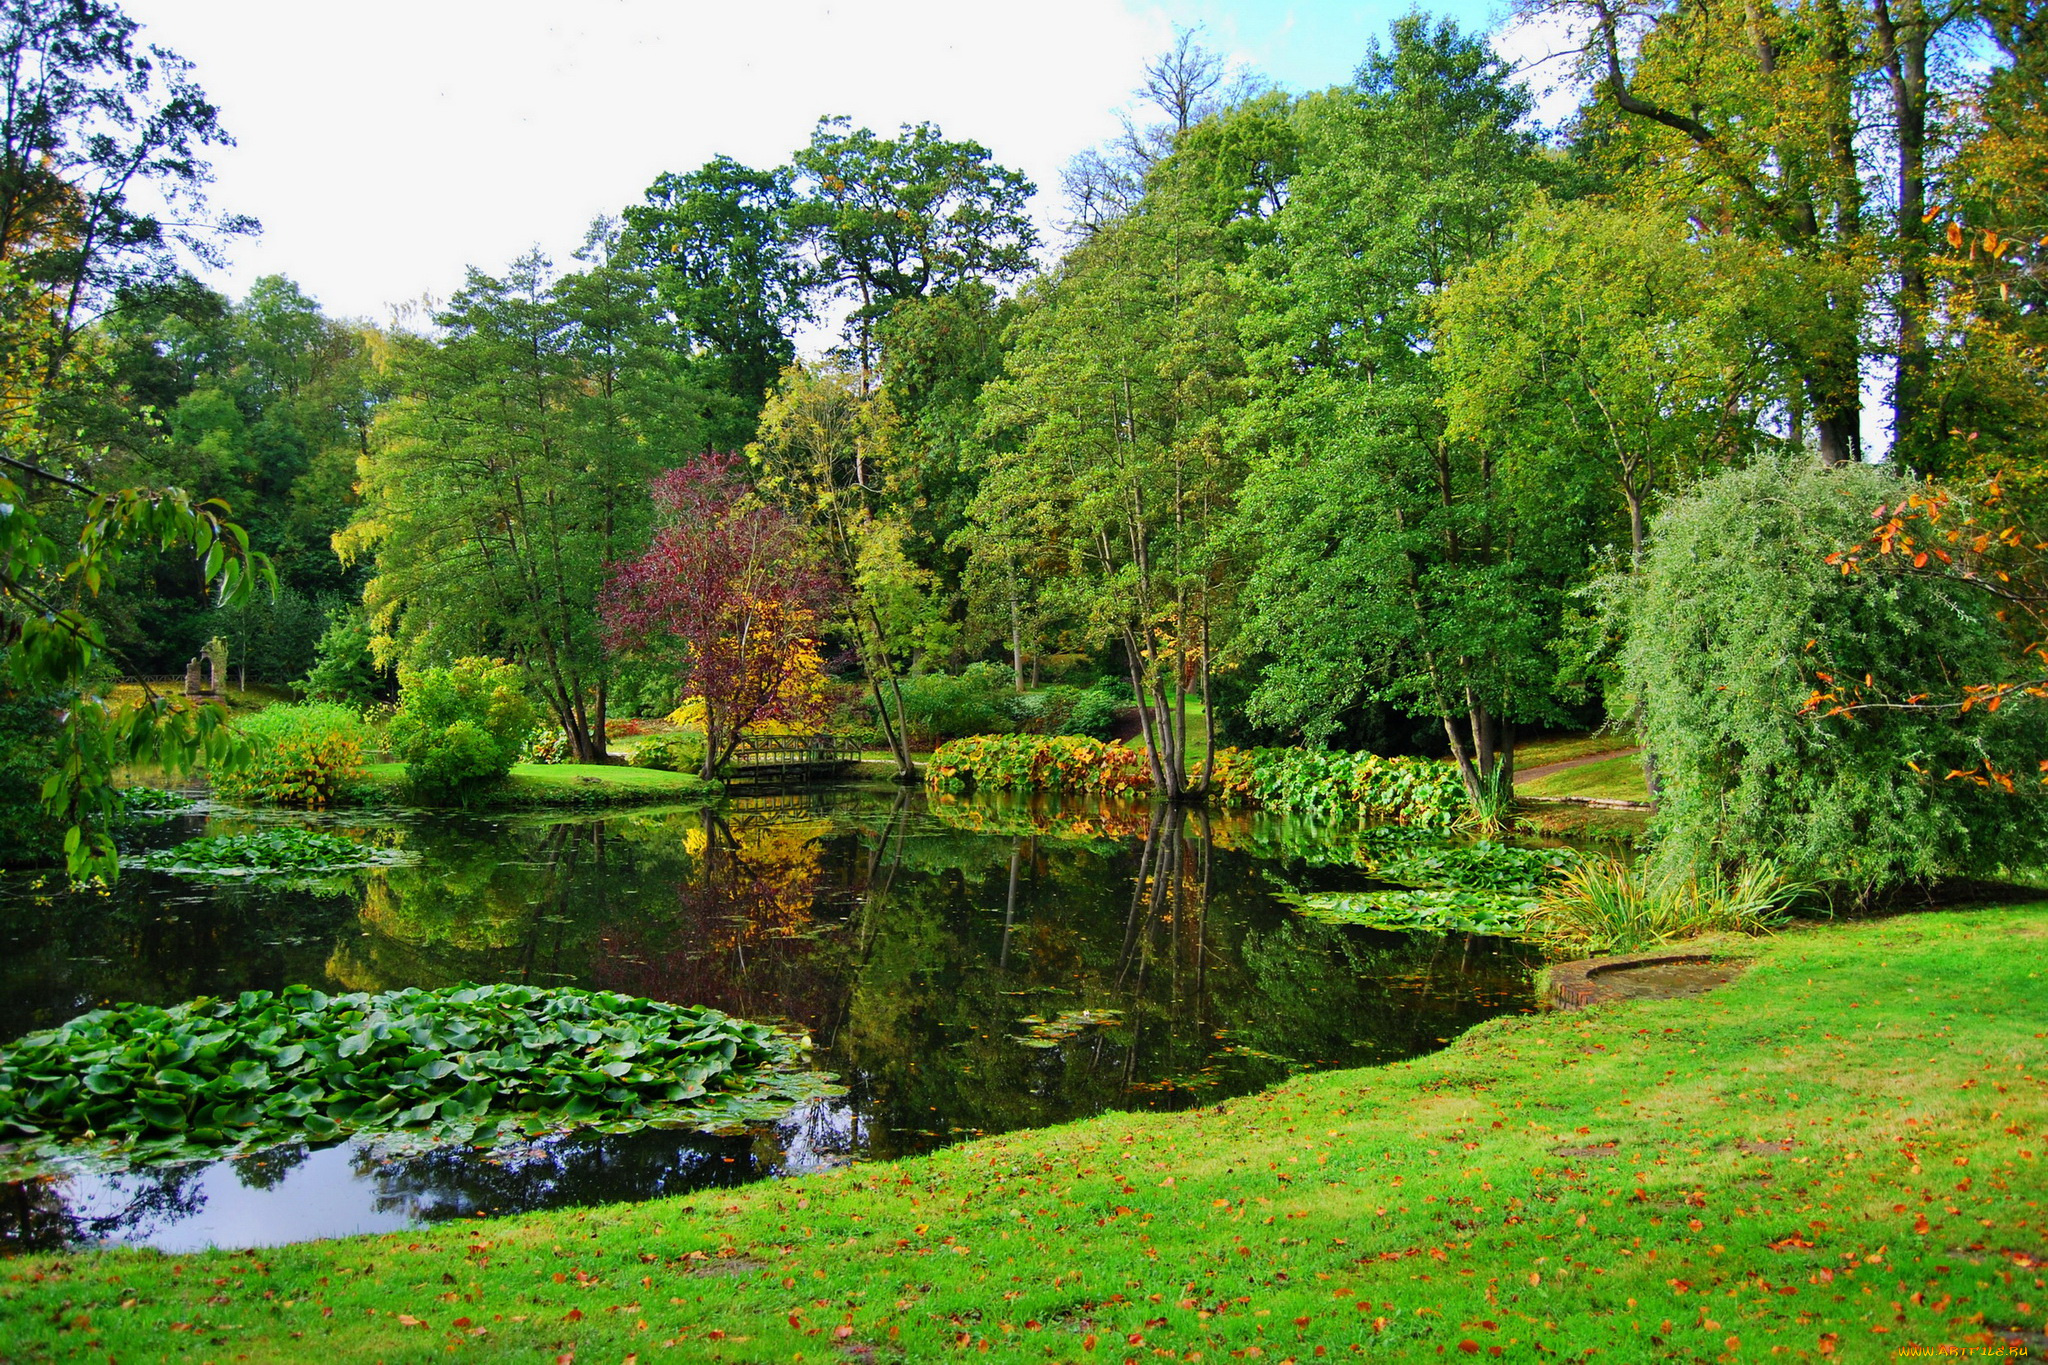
[{"x1": 124, "y1": 0, "x2": 1170, "y2": 323}]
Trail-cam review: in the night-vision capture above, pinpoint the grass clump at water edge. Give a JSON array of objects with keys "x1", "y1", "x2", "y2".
[
  {"x1": 1531, "y1": 853, "x2": 1807, "y2": 955},
  {"x1": 2, "y1": 905, "x2": 2041, "y2": 1359}
]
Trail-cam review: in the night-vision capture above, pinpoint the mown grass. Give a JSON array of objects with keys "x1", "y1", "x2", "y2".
[
  {"x1": 1511, "y1": 733, "x2": 1637, "y2": 772},
  {"x1": 5, "y1": 906, "x2": 2044, "y2": 1362},
  {"x1": 359, "y1": 763, "x2": 719, "y2": 807},
  {"x1": 1518, "y1": 753, "x2": 1652, "y2": 803}
]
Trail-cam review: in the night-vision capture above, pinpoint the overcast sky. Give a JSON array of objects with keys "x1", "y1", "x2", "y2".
[{"x1": 124, "y1": 0, "x2": 1531, "y2": 326}]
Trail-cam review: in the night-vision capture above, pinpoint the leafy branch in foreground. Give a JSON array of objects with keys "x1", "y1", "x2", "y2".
[{"x1": 0, "y1": 983, "x2": 830, "y2": 1174}]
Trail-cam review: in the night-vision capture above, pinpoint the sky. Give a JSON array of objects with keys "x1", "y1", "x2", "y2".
[{"x1": 121, "y1": 0, "x2": 1538, "y2": 327}]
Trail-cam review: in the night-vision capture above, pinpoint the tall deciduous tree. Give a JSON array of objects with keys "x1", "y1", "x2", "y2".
[
  {"x1": 749, "y1": 359, "x2": 924, "y2": 779},
  {"x1": 340, "y1": 232, "x2": 700, "y2": 761},
  {"x1": 622, "y1": 157, "x2": 809, "y2": 451},
  {"x1": 971, "y1": 141, "x2": 1250, "y2": 801},
  {"x1": 792, "y1": 117, "x2": 1037, "y2": 385},
  {"x1": 1232, "y1": 17, "x2": 1566, "y2": 800},
  {"x1": 0, "y1": 0, "x2": 266, "y2": 877}
]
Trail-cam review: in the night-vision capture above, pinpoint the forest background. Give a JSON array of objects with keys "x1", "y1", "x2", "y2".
[{"x1": 5, "y1": 0, "x2": 2048, "y2": 895}]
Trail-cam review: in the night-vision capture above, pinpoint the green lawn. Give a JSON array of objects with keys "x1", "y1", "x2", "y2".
[
  {"x1": 1512, "y1": 732, "x2": 1637, "y2": 772},
  {"x1": 1518, "y1": 752, "x2": 1652, "y2": 803},
  {"x1": 360, "y1": 762, "x2": 718, "y2": 806},
  {"x1": 7, "y1": 905, "x2": 2044, "y2": 1361}
]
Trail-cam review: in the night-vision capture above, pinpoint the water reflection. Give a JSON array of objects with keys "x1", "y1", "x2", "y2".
[{"x1": 1, "y1": 785, "x2": 1537, "y2": 1252}]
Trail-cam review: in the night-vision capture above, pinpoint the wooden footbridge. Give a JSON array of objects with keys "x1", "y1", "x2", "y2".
[{"x1": 723, "y1": 735, "x2": 865, "y2": 786}]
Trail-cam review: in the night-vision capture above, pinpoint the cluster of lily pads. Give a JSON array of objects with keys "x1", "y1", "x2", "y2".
[
  {"x1": 0, "y1": 983, "x2": 830, "y2": 1173},
  {"x1": 129, "y1": 828, "x2": 409, "y2": 882},
  {"x1": 1278, "y1": 832, "x2": 1583, "y2": 937},
  {"x1": 113, "y1": 785, "x2": 197, "y2": 822}
]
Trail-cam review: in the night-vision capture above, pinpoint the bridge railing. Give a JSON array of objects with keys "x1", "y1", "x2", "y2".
[{"x1": 726, "y1": 734, "x2": 864, "y2": 768}]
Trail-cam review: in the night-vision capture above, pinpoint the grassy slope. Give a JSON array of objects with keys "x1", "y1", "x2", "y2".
[
  {"x1": 1519, "y1": 753, "x2": 1653, "y2": 803},
  {"x1": 1512, "y1": 733, "x2": 1636, "y2": 772},
  {"x1": 6, "y1": 908, "x2": 2044, "y2": 1363}
]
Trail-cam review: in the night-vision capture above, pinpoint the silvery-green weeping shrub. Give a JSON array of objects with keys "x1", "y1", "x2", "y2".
[{"x1": 1619, "y1": 456, "x2": 2048, "y2": 897}]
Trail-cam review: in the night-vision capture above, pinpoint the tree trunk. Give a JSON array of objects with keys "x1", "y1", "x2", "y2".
[{"x1": 1442, "y1": 716, "x2": 1484, "y2": 806}]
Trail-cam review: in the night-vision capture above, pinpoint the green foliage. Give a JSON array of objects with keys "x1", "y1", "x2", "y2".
[
  {"x1": 209, "y1": 702, "x2": 371, "y2": 806},
  {"x1": 1282, "y1": 888, "x2": 1533, "y2": 937},
  {"x1": 629, "y1": 731, "x2": 707, "y2": 775},
  {"x1": 342, "y1": 239, "x2": 694, "y2": 764},
  {"x1": 926, "y1": 735, "x2": 1152, "y2": 795},
  {"x1": 1531, "y1": 854, "x2": 1805, "y2": 955},
  {"x1": 387, "y1": 659, "x2": 537, "y2": 799},
  {"x1": 298, "y1": 607, "x2": 384, "y2": 708},
  {"x1": 1231, "y1": 18, "x2": 1567, "y2": 759},
  {"x1": 0, "y1": 983, "x2": 816, "y2": 1170},
  {"x1": 112, "y1": 786, "x2": 195, "y2": 821},
  {"x1": 1209, "y1": 747, "x2": 1470, "y2": 830},
  {"x1": 0, "y1": 681, "x2": 65, "y2": 866},
  {"x1": 896, "y1": 663, "x2": 1017, "y2": 745},
  {"x1": 1010, "y1": 681, "x2": 1123, "y2": 740},
  {"x1": 134, "y1": 828, "x2": 406, "y2": 884},
  {"x1": 1622, "y1": 458, "x2": 2048, "y2": 893}
]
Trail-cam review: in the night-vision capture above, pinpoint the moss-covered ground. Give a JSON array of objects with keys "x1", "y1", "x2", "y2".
[{"x1": 5, "y1": 907, "x2": 2044, "y2": 1363}]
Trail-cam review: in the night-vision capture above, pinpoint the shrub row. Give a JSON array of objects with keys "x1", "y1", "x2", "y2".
[
  {"x1": 924, "y1": 735, "x2": 1153, "y2": 795},
  {"x1": 926, "y1": 735, "x2": 1468, "y2": 827},
  {"x1": 1208, "y1": 746, "x2": 1469, "y2": 830}
]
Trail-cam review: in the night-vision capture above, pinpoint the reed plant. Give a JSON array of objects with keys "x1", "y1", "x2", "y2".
[{"x1": 1531, "y1": 854, "x2": 1806, "y2": 955}]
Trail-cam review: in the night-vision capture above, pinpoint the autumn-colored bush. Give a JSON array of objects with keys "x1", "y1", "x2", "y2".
[
  {"x1": 925, "y1": 735, "x2": 1152, "y2": 796},
  {"x1": 211, "y1": 702, "x2": 372, "y2": 807}
]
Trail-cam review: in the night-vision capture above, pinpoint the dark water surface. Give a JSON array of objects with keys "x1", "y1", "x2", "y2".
[{"x1": 0, "y1": 785, "x2": 1537, "y2": 1252}]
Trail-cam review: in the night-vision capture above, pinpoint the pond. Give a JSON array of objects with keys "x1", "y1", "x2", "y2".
[{"x1": 0, "y1": 784, "x2": 1538, "y2": 1253}]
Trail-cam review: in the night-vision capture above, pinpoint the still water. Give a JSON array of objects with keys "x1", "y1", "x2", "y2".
[{"x1": 0, "y1": 785, "x2": 1537, "y2": 1252}]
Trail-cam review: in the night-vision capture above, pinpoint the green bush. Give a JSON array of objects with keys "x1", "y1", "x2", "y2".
[
  {"x1": 1011, "y1": 680, "x2": 1124, "y2": 739},
  {"x1": 896, "y1": 662, "x2": 1017, "y2": 745},
  {"x1": 629, "y1": 731, "x2": 707, "y2": 775},
  {"x1": 1621, "y1": 457, "x2": 2048, "y2": 894},
  {"x1": 298, "y1": 607, "x2": 384, "y2": 708},
  {"x1": 1209, "y1": 746, "x2": 1470, "y2": 831},
  {"x1": 388, "y1": 659, "x2": 537, "y2": 799},
  {"x1": 211, "y1": 702, "x2": 373, "y2": 807}
]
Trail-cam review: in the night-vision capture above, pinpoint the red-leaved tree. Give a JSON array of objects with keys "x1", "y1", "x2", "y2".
[{"x1": 604, "y1": 454, "x2": 838, "y2": 778}]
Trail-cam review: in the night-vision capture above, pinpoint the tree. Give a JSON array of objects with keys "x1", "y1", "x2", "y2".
[
  {"x1": 604, "y1": 455, "x2": 837, "y2": 779},
  {"x1": 1436, "y1": 198, "x2": 1775, "y2": 567},
  {"x1": 1524, "y1": 0, "x2": 1982, "y2": 464},
  {"x1": 1621, "y1": 456, "x2": 2048, "y2": 895},
  {"x1": 971, "y1": 148, "x2": 1248, "y2": 801},
  {"x1": 0, "y1": 0, "x2": 267, "y2": 878},
  {"x1": 749, "y1": 360, "x2": 923, "y2": 778},
  {"x1": 0, "y1": 0, "x2": 254, "y2": 401},
  {"x1": 340, "y1": 235, "x2": 696, "y2": 762},
  {"x1": 1060, "y1": 27, "x2": 1263, "y2": 233},
  {"x1": 792, "y1": 117, "x2": 1037, "y2": 384},
  {"x1": 622, "y1": 157, "x2": 809, "y2": 450},
  {"x1": 1231, "y1": 16, "x2": 1567, "y2": 801}
]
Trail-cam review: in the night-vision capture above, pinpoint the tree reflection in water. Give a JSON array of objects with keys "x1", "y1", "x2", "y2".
[{"x1": 1, "y1": 786, "x2": 1537, "y2": 1250}]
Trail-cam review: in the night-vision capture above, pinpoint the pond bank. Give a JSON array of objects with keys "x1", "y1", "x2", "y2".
[{"x1": 7, "y1": 904, "x2": 2042, "y2": 1360}]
